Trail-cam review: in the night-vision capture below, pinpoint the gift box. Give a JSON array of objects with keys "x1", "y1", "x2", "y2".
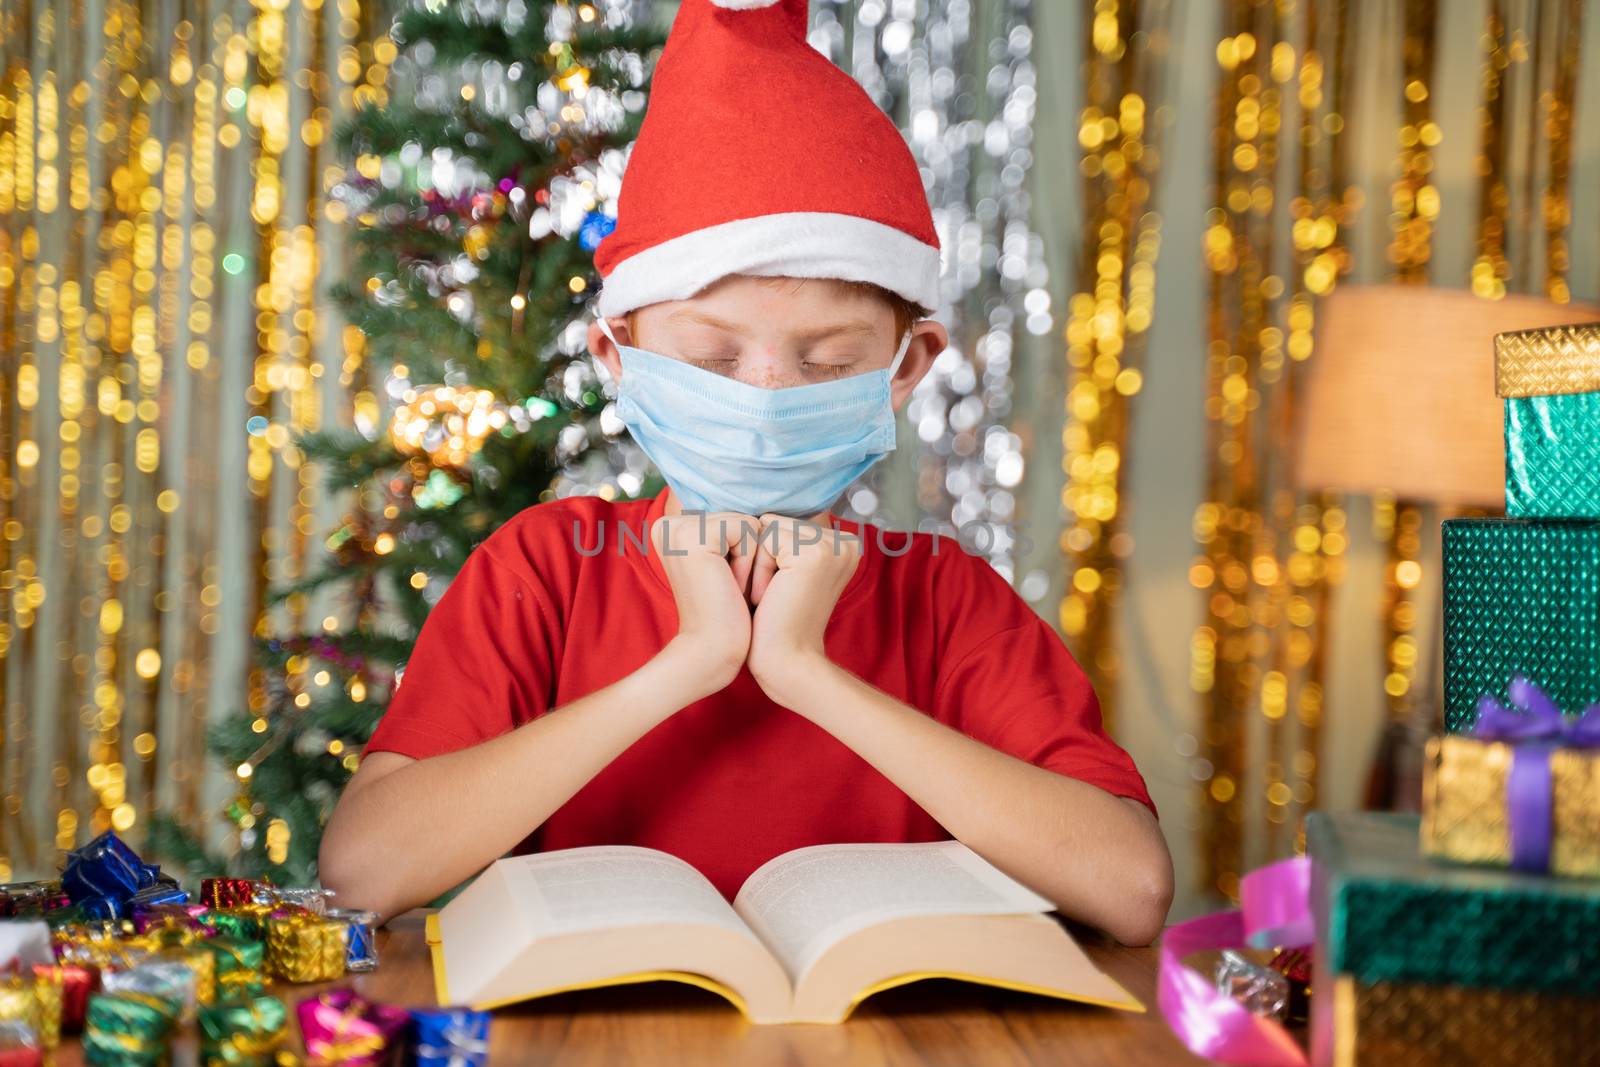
[
  {"x1": 411, "y1": 1007, "x2": 490, "y2": 1066},
  {"x1": 197, "y1": 994, "x2": 287, "y2": 1065},
  {"x1": 296, "y1": 988, "x2": 409, "y2": 1065},
  {"x1": 82, "y1": 990, "x2": 178, "y2": 1066},
  {"x1": 265, "y1": 913, "x2": 345, "y2": 983},
  {"x1": 1421, "y1": 678, "x2": 1600, "y2": 878},
  {"x1": 1495, "y1": 322, "x2": 1600, "y2": 518},
  {"x1": 1441, "y1": 517, "x2": 1600, "y2": 732},
  {"x1": 1309, "y1": 811, "x2": 1600, "y2": 1067},
  {"x1": 204, "y1": 937, "x2": 267, "y2": 1000}
]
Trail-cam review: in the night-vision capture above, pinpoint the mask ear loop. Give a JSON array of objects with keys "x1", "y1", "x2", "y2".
[
  {"x1": 596, "y1": 316, "x2": 623, "y2": 348},
  {"x1": 887, "y1": 327, "x2": 913, "y2": 379}
]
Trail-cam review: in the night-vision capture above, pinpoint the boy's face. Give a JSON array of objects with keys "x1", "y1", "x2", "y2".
[{"x1": 589, "y1": 274, "x2": 948, "y2": 411}]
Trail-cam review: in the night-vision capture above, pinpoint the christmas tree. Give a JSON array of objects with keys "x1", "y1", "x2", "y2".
[{"x1": 149, "y1": 0, "x2": 666, "y2": 884}]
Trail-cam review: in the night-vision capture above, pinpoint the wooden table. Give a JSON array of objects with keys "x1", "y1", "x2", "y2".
[{"x1": 53, "y1": 912, "x2": 1212, "y2": 1065}]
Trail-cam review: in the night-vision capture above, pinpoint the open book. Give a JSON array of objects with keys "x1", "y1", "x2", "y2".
[{"x1": 424, "y1": 840, "x2": 1143, "y2": 1024}]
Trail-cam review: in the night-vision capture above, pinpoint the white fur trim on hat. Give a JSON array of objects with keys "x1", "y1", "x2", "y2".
[
  {"x1": 709, "y1": 0, "x2": 783, "y2": 8},
  {"x1": 596, "y1": 211, "x2": 942, "y2": 317}
]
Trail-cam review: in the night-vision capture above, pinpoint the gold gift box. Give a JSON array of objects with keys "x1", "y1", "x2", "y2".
[
  {"x1": 1420, "y1": 734, "x2": 1600, "y2": 878},
  {"x1": 1494, "y1": 321, "x2": 1600, "y2": 398},
  {"x1": 1322, "y1": 975, "x2": 1600, "y2": 1067}
]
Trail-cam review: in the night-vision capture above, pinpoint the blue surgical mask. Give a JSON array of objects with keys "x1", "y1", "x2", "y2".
[{"x1": 598, "y1": 317, "x2": 911, "y2": 518}]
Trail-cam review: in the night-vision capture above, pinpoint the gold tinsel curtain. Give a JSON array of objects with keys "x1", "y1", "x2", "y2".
[
  {"x1": 1140, "y1": 0, "x2": 1585, "y2": 904},
  {"x1": 0, "y1": 0, "x2": 391, "y2": 877},
  {"x1": 1050, "y1": 0, "x2": 1595, "y2": 909}
]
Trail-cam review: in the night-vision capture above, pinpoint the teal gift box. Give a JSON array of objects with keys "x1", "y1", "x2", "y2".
[
  {"x1": 1496, "y1": 323, "x2": 1600, "y2": 518},
  {"x1": 1310, "y1": 811, "x2": 1600, "y2": 991},
  {"x1": 1441, "y1": 517, "x2": 1600, "y2": 732},
  {"x1": 1308, "y1": 812, "x2": 1600, "y2": 1067}
]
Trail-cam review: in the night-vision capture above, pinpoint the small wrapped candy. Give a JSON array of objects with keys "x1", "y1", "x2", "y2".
[
  {"x1": 82, "y1": 990, "x2": 178, "y2": 1066},
  {"x1": 128, "y1": 882, "x2": 190, "y2": 910},
  {"x1": 0, "y1": 885, "x2": 60, "y2": 922},
  {"x1": 32, "y1": 963, "x2": 96, "y2": 1033},
  {"x1": 77, "y1": 898, "x2": 127, "y2": 922},
  {"x1": 202, "y1": 901, "x2": 277, "y2": 943},
  {"x1": 159, "y1": 944, "x2": 217, "y2": 1005},
  {"x1": 132, "y1": 902, "x2": 209, "y2": 936},
  {"x1": 1268, "y1": 947, "x2": 1312, "y2": 1027},
  {"x1": 101, "y1": 959, "x2": 198, "y2": 1019},
  {"x1": 1212, "y1": 948, "x2": 1289, "y2": 1021},
  {"x1": 61, "y1": 831, "x2": 157, "y2": 911},
  {"x1": 265, "y1": 913, "x2": 345, "y2": 984},
  {"x1": 205, "y1": 938, "x2": 267, "y2": 1000},
  {"x1": 411, "y1": 1007, "x2": 490, "y2": 1067},
  {"x1": 135, "y1": 912, "x2": 213, "y2": 947},
  {"x1": 49, "y1": 917, "x2": 135, "y2": 944},
  {"x1": 51, "y1": 925, "x2": 154, "y2": 973},
  {"x1": 255, "y1": 885, "x2": 333, "y2": 915},
  {"x1": 325, "y1": 908, "x2": 378, "y2": 973},
  {"x1": 296, "y1": 989, "x2": 410, "y2": 1066},
  {"x1": 198, "y1": 994, "x2": 288, "y2": 1065},
  {"x1": 202, "y1": 879, "x2": 260, "y2": 910}
]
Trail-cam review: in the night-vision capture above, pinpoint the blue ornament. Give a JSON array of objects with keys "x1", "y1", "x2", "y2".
[{"x1": 579, "y1": 210, "x2": 616, "y2": 252}]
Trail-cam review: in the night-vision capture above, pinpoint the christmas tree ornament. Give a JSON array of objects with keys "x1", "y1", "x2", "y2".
[{"x1": 390, "y1": 385, "x2": 509, "y2": 467}]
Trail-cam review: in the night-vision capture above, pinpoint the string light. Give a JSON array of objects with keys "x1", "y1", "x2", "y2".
[
  {"x1": 1195, "y1": 0, "x2": 1356, "y2": 900},
  {"x1": 1059, "y1": 0, "x2": 1169, "y2": 729},
  {"x1": 0, "y1": 0, "x2": 388, "y2": 873},
  {"x1": 1542, "y1": 0, "x2": 1582, "y2": 303},
  {"x1": 1376, "y1": 0, "x2": 1439, "y2": 754},
  {"x1": 796, "y1": 1, "x2": 1048, "y2": 585}
]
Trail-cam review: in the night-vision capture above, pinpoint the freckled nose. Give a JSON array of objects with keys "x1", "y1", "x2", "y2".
[{"x1": 740, "y1": 349, "x2": 798, "y2": 389}]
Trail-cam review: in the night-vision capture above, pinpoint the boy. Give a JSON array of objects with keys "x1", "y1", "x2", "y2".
[{"x1": 319, "y1": 0, "x2": 1173, "y2": 946}]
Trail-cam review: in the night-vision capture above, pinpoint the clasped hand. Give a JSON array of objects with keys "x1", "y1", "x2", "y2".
[{"x1": 649, "y1": 510, "x2": 861, "y2": 707}]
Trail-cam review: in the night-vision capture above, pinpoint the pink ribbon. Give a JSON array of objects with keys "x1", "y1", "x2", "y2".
[{"x1": 1157, "y1": 856, "x2": 1312, "y2": 1067}]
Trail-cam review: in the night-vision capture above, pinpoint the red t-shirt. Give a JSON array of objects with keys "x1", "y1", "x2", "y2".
[{"x1": 363, "y1": 488, "x2": 1155, "y2": 901}]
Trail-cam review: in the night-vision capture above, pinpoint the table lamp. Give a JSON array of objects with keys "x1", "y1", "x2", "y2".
[{"x1": 1292, "y1": 284, "x2": 1600, "y2": 809}]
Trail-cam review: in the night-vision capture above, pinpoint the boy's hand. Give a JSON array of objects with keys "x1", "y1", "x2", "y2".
[
  {"x1": 651, "y1": 511, "x2": 761, "y2": 698},
  {"x1": 746, "y1": 514, "x2": 862, "y2": 708}
]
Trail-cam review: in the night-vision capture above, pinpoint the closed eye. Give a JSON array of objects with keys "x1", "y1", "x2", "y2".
[{"x1": 683, "y1": 356, "x2": 739, "y2": 373}]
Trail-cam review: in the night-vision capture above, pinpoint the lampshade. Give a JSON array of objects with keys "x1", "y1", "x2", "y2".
[{"x1": 1293, "y1": 285, "x2": 1600, "y2": 506}]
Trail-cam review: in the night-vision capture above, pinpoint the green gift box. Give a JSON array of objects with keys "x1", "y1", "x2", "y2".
[
  {"x1": 1309, "y1": 812, "x2": 1600, "y2": 1067},
  {"x1": 1441, "y1": 517, "x2": 1600, "y2": 732},
  {"x1": 198, "y1": 994, "x2": 287, "y2": 1065},
  {"x1": 1496, "y1": 323, "x2": 1600, "y2": 518}
]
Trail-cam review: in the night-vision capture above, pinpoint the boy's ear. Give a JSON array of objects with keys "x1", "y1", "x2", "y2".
[
  {"x1": 588, "y1": 316, "x2": 631, "y2": 383},
  {"x1": 889, "y1": 319, "x2": 949, "y2": 410}
]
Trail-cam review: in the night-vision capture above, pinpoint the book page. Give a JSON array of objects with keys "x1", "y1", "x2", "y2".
[
  {"x1": 496, "y1": 846, "x2": 757, "y2": 941},
  {"x1": 733, "y1": 841, "x2": 1055, "y2": 982}
]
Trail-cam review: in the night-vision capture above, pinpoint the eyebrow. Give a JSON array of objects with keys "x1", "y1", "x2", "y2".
[{"x1": 663, "y1": 309, "x2": 882, "y2": 342}]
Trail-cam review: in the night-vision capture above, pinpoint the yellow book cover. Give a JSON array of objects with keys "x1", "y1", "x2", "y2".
[{"x1": 424, "y1": 841, "x2": 1143, "y2": 1025}]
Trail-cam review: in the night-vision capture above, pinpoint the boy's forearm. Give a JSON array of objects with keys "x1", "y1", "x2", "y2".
[
  {"x1": 320, "y1": 639, "x2": 723, "y2": 922},
  {"x1": 762, "y1": 657, "x2": 1174, "y2": 945}
]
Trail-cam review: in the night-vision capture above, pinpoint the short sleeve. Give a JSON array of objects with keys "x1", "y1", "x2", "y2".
[
  {"x1": 363, "y1": 546, "x2": 557, "y2": 761},
  {"x1": 932, "y1": 551, "x2": 1156, "y2": 816}
]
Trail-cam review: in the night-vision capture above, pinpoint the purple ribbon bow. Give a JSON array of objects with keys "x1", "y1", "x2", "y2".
[{"x1": 1471, "y1": 677, "x2": 1600, "y2": 872}]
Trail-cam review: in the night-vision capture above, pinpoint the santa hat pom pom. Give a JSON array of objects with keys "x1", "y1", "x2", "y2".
[{"x1": 709, "y1": 0, "x2": 783, "y2": 8}]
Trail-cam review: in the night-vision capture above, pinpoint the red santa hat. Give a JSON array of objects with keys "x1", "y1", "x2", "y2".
[{"x1": 593, "y1": 0, "x2": 942, "y2": 319}]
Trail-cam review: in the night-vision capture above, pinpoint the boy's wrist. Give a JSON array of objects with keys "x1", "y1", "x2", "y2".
[
  {"x1": 749, "y1": 647, "x2": 841, "y2": 714},
  {"x1": 655, "y1": 635, "x2": 746, "y2": 703}
]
